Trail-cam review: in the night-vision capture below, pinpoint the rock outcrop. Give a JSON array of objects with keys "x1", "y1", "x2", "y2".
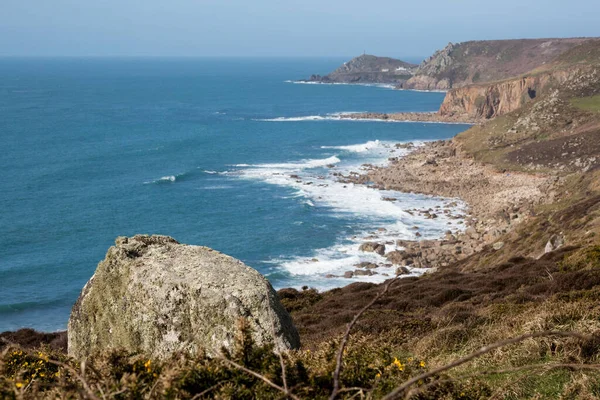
[
  {"x1": 359, "y1": 242, "x2": 386, "y2": 256},
  {"x1": 438, "y1": 67, "x2": 581, "y2": 120},
  {"x1": 304, "y1": 54, "x2": 417, "y2": 84},
  {"x1": 68, "y1": 235, "x2": 300, "y2": 360}
]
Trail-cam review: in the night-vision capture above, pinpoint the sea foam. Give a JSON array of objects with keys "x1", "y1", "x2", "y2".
[
  {"x1": 144, "y1": 175, "x2": 178, "y2": 184},
  {"x1": 285, "y1": 80, "x2": 397, "y2": 89},
  {"x1": 223, "y1": 139, "x2": 467, "y2": 288}
]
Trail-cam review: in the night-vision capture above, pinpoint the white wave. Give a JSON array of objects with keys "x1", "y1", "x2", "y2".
[
  {"x1": 340, "y1": 118, "x2": 474, "y2": 126},
  {"x1": 225, "y1": 139, "x2": 467, "y2": 288},
  {"x1": 237, "y1": 156, "x2": 341, "y2": 170},
  {"x1": 256, "y1": 115, "x2": 328, "y2": 122},
  {"x1": 255, "y1": 112, "x2": 472, "y2": 125},
  {"x1": 285, "y1": 80, "x2": 397, "y2": 89},
  {"x1": 202, "y1": 185, "x2": 233, "y2": 190},
  {"x1": 327, "y1": 111, "x2": 366, "y2": 116},
  {"x1": 256, "y1": 112, "x2": 366, "y2": 122},
  {"x1": 203, "y1": 170, "x2": 219, "y2": 174},
  {"x1": 322, "y1": 140, "x2": 388, "y2": 153},
  {"x1": 270, "y1": 209, "x2": 464, "y2": 289},
  {"x1": 233, "y1": 164, "x2": 462, "y2": 222},
  {"x1": 144, "y1": 175, "x2": 178, "y2": 184},
  {"x1": 398, "y1": 88, "x2": 448, "y2": 93}
]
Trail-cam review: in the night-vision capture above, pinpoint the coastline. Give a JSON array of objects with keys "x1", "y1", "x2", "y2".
[
  {"x1": 289, "y1": 80, "x2": 449, "y2": 93},
  {"x1": 339, "y1": 111, "x2": 478, "y2": 125},
  {"x1": 2, "y1": 135, "x2": 554, "y2": 347},
  {"x1": 340, "y1": 138, "x2": 554, "y2": 271}
]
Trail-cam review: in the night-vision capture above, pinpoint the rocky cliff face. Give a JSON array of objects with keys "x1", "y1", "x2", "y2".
[
  {"x1": 68, "y1": 235, "x2": 300, "y2": 360},
  {"x1": 403, "y1": 38, "x2": 590, "y2": 91},
  {"x1": 438, "y1": 68, "x2": 582, "y2": 120},
  {"x1": 305, "y1": 54, "x2": 417, "y2": 84}
]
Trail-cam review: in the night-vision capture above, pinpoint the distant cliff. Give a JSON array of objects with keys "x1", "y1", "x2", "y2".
[
  {"x1": 438, "y1": 39, "x2": 600, "y2": 120},
  {"x1": 438, "y1": 68, "x2": 577, "y2": 119},
  {"x1": 304, "y1": 54, "x2": 418, "y2": 84},
  {"x1": 403, "y1": 38, "x2": 590, "y2": 91}
]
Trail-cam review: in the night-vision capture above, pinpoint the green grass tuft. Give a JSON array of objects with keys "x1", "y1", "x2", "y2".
[{"x1": 571, "y1": 95, "x2": 600, "y2": 113}]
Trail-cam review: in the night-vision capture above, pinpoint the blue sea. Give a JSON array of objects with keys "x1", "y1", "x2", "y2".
[{"x1": 0, "y1": 58, "x2": 470, "y2": 332}]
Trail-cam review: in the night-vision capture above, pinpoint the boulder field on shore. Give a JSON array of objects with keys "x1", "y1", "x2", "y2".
[{"x1": 68, "y1": 235, "x2": 300, "y2": 360}]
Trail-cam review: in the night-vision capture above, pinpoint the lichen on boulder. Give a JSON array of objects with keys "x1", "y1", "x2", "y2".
[{"x1": 68, "y1": 235, "x2": 300, "y2": 360}]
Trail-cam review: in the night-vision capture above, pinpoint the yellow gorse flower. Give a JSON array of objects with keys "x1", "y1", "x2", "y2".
[
  {"x1": 15, "y1": 382, "x2": 23, "y2": 389},
  {"x1": 419, "y1": 360, "x2": 426, "y2": 368},
  {"x1": 392, "y1": 357, "x2": 404, "y2": 371}
]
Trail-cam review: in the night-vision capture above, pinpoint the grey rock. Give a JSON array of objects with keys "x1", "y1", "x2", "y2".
[
  {"x1": 355, "y1": 262, "x2": 379, "y2": 269},
  {"x1": 395, "y1": 266, "x2": 411, "y2": 276},
  {"x1": 385, "y1": 250, "x2": 409, "y2": 265},
  {"x1": 545, "y1": 234, "x2": 565, "y2": 253},
  {"x1": 492, "y1": 241, "x2": 505, "y2": 251},
  {"x1": 359, "y1": 242, "x2": 386, "y2": 256},
  {"x1": 68, "y1": 235, "x2": 300, "y2": 360}
]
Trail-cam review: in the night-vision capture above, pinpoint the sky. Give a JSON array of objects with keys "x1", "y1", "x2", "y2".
[{"x1": 1, "y1": 0, "x2": 599, "y2": 59}]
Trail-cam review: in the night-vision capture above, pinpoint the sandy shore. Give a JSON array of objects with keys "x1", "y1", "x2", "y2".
[
  {"x1": 339, "y1": 111, "x2": 478, "y2": 125},
  {"x1": 343, "y1": 140, "x2": 556, "y2": 270}
]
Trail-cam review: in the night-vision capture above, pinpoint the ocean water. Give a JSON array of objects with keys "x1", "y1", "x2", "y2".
[{"x1": 0, "y1": 58, "x2": 470, "y2": 332}]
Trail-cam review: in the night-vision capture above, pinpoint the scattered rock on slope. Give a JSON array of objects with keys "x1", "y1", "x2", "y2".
[
  {"x1": 68, "y1": 235, "x2": 300, "y2": 360},
  {"x1": 545, "y1": 233, "x2": 565, "y2": 253}
]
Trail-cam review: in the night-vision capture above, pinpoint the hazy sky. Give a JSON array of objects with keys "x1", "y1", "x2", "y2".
[{"x1": 1, "y1": 0, "x2": 598, "y2": 59}]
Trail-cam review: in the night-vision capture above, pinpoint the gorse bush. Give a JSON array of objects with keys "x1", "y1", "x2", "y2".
[{"x1": 0, "y1": 321, "x2": 494, "y2": 399}]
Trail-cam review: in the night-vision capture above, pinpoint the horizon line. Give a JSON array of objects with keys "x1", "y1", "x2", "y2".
[{"x1": 0, "y1": 54, "x2": 427, "y2": 59}]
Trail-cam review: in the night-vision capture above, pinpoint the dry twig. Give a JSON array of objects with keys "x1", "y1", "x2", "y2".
[
  {"x1": 216, "y1": 355, "x2": 301, "y2": 400},
  {"x1": 271, "y1": 315, "x2": 289, "y2": 394},
  {"x1": 329, "y1": 278, "x2": 398, "y2": 400},
  {"x1": 190, "y1": 381, "x2": 227, "y2": 399}
]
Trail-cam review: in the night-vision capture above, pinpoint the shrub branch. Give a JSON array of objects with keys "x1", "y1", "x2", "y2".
[
  {"x1": 216, "y1": 355, "x2": 300, "y2": 400},
  {"x1": 329, "y1": 278, "x2": 397, "y2": 400}
]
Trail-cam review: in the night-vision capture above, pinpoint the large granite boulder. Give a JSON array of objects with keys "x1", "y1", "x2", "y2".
[{"x1": 68, "y1": 235, "x2": 300, "y2": 360}]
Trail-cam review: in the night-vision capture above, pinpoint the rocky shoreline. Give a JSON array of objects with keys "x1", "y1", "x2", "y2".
[
  {"x1": 339, "y1": 111, "x2": 478, "y2": 124},
  {"x1": 337, "y1": 139, "x2": 556, "y2": 273}
]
